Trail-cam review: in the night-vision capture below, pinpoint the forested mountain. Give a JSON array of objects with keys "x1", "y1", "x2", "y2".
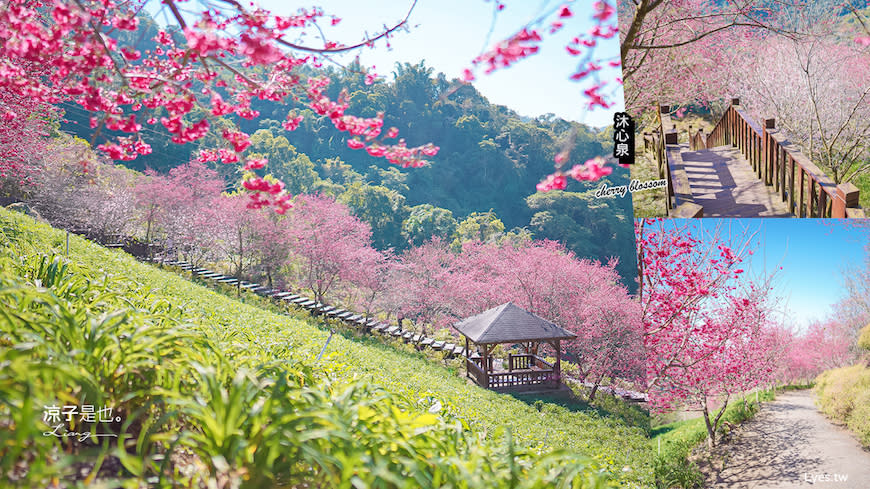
[{"x1": 60, "y1": 50, "x2": 634, "y2": 285}]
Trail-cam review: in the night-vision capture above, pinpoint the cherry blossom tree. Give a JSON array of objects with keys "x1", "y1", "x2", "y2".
[
  {"x1": 0, "y1": 88, "x2": 55, "y2": 190},
  {"x1": 248, "y1": 211, "x2": 292, "y2": 289},
  {"x1": 637, "y1": 218, "x2": 795, "y2": 444},
  {"x1": 285, "y1": 194, "x2": 377, "y2": 304},
  {"x1": 617, "y1": 0, "x2": 865, "y2": 114},
  {"x1": 395, "y1": 238, "x2": 644, "y2": 393},
  {"x1": 70, "y1": 163, "x2": 138, "y2": 242},
  {"x1": 734, "y1": 27, "x2": 870, "y2": 184},
  {"x1": 637, "y1": 219, "x2": 764, "y2": 389},
  {"x1": 135, "y1": 161, "x2": 225, "y2": 265},
  {"x1": 650, "y1": 285, "x2": 778, "y2": 447},
  {"x1": 801, "y1": 319, "x2": 856, "y2": 372},
  {"x1": 388, "y1": 238, "x2": 461, "y2": 334},
  {"x1": 212, "y1": 194, "x2": 267, "y2": 295},
  {"x1": 344, "y1": 247, "x2": 394, "y2": 321},
  {"x1": 27, "y1": 137, "x2": 100, "y2": 226},
  {"x1": 134, "y1": 170, "x2": 172, "y2": 257}
]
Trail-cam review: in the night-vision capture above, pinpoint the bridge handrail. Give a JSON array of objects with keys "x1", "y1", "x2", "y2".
[
  {"x1": 643, "y1": 105, "x2": 704, "y2": 217},
  {"x1": 690, "y1": 98, "x2": 863, "y2": 218}
]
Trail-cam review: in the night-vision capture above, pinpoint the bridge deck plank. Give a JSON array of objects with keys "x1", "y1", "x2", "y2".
[{"x1": 674, "y1": 144, "x2": 792, "y2": 218}]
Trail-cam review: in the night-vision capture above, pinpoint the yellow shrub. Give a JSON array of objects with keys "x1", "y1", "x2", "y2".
[
  {"x1": 847, "y1": 387, "x2": 870, "y2": 446},
  {"x1": 815, "y1": 364, "x2": 870, "y2": 448},
  {"x1": 858, "y1": 324, "x2": 870, "y2": 352}
]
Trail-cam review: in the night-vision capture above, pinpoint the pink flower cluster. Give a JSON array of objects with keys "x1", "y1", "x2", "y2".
[
  {"x1": 535, "y1": 156, "x2": 614, "y2": 192},
  {"x1": 97, "y1": 138, "x2": 152, "y2": 161},
  {"x1": 242, "y1": 176, "x2": 292, "y2": 213},
  {"x1": 472, "y1": 28, "x2": 542, "y2": 74},
  {"x1": 461, "y1": 1, "x2": 620, "y2": 118}
]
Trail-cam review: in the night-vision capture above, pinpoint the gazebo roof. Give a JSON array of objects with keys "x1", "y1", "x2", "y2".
[{"x1": 454, "y1": 302, "x2": 577, "y2": 344}]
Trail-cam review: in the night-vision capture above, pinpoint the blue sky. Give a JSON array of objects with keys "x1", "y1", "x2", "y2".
[
  {"x1": 154, "y1": 0, "x2": 623, "y2": 127},
  {"x1": 658, "y1": 219, "x2": 868, "y2": 332}
]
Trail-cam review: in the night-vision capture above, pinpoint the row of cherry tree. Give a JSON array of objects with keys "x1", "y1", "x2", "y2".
[
  {"x1": 638, "y1": 219, "x2": 868, "y2": 447},
  {"x1": 22, "y1": 136, "x2": 643, "y2": 395}
]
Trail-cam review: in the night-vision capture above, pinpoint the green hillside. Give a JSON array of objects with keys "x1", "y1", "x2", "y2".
[{"x1": 0, "y1": 207, "x2": 652, "y2": 487}]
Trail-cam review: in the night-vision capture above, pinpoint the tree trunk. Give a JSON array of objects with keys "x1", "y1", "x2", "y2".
[
  {"x1": 588, "y1": 372, "x2": 606, "y2": 401},
  {"x1": 702, "y1": 406, "x2": 717, "y2": 448}
]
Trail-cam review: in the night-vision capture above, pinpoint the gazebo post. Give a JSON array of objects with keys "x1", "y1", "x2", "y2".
[
  {"x1": 465, "y1": 337, "x2": 470, "y2": 379},
  {"x1": 481, "y1": 344, "x2": 490, "y2": 388},
  {"x1": 554, "y1": 340, "x2": 562, "y2": 386}
]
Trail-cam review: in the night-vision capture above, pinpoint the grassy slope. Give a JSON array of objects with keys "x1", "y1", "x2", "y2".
[
  {"x1": 852, "y1": 173, "x2": 870, "y2": 209},
  {"x1": 0, "y1": 208, "x2": 652, "y2": 486}
]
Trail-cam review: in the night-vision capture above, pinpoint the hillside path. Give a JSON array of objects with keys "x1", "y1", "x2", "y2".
[{"x1": 702, "y1": 390, "x2": 870, "y2": 488}]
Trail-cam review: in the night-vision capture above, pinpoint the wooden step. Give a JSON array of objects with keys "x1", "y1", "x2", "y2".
[{"x1": 337, "y1": 311, "x2": 355, "y2": 320}]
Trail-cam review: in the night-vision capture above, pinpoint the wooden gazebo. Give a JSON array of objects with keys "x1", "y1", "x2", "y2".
[{"x1": 455, "y1": 302, "x2": 577, "y2": 390}]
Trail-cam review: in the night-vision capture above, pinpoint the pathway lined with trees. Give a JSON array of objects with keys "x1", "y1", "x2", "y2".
[{"x1": 702, "y1": 390, "x2": 870, "y2": 489}]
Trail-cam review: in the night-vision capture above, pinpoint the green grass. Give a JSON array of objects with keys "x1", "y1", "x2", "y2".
[
  {"x1": 815, "y1": 364, "x2": 870, "y2": 447},
  {"x1": 650, "y1": 390, "x2": 776, "y2": 489},
  {"x1": 630, "y1": 148, "x2": 668, "y2": 218},
  {"x1": 853, "y1": 172, "x2": 870, "y2": 209},
  {"x1": 0, "y1": 207, "x2": 652, "y2": 487}
]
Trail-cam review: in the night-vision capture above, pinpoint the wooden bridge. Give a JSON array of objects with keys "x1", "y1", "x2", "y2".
[{"x1": 645, "y1": 98, "x2": 864, "y2": 218}]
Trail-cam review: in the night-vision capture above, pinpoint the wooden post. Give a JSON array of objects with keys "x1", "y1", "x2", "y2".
[
  {"x1": 554, "y1": 340, "x2": 562, "y2": 386},
  {"x1": 819, "y1": 186, "x2": 828, "y2": 218},
  {"x1": 763, "y1": 119, "x2": 775, "y2": 186},
  {"x1": 481, "y1": 344, "x2": 489, "y2": 388},
  {"x1": 788, "y1": 156, "x2": 795, "y2": 214},
  {"x1": 832, "y1": 182, "x2": 860, "y2": 218},
  {"x1": 799, "y1": 169, "x2": 806, "y2": 218},
  {"x1": 465, "y1": 337, "x2": 470, "y2": 379},
  {"x1": 664, "y1": 129, "x2": 678, "y2": 145}
]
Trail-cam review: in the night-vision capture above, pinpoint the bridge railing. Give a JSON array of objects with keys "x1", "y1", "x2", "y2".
[
  {"x1": 643, "y1": 106, "x2": 703, "y2": 217},
  {"x1": 698, "y1": 98, "x2": 863, "y2": 218}
]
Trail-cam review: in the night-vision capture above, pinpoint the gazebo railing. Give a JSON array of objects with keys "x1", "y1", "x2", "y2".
[
  {"x1": 466, "y1": 357, "x2": 487, "y2": 387},
  {"x1": 507, "y1": 354, "x2": 553, "y2": 371},
  {"x1": 488, "y1": 370, "x2": 554, "y2": 389}
]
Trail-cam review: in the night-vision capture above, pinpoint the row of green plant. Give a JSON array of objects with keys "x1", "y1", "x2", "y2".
[
  {"x1": 650, "y1": 389, "x2": 777, "y2": 489},
  {"x1": 0, "y1": 208, "x2": 652, "y2": 487}
]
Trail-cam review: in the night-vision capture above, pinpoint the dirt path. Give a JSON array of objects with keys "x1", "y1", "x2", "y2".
[{"x1": 702, "y1": 390, "x2": 870, "y2": 488}]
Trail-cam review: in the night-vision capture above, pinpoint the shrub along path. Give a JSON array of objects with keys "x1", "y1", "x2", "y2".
[{"x1": 701, "y1": 390, "x2": 870, "y2": 488}]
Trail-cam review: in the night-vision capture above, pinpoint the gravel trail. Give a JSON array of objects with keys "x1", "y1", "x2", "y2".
[{"x1": 702, "y1": 390, "x2": 870, "y2": 488}]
